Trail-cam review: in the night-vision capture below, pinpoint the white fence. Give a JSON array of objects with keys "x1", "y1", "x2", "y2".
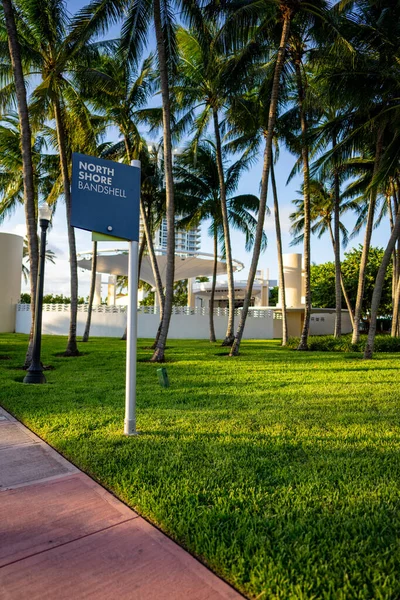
[{"x1": 15, "y1": 304, "x2": 275, "y2": 340}]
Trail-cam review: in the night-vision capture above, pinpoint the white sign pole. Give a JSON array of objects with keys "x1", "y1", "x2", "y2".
[{"x1": 124, "y1": 159, "x2": 141, "y2": 435}]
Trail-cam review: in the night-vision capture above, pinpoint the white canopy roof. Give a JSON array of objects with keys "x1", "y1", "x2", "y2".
[{"x1": 78, "y1": 250, "x2": 244, "y2": 288}]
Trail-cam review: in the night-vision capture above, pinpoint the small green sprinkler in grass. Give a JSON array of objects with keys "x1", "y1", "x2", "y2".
[{"x1": 157, "y1": 367, "x2": 170, "y2": 388}]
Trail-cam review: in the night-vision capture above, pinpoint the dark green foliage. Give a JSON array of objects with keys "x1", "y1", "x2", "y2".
[
  {"x1": 311, "y1": 246, "x2": 393, "y2": 316},
  {"x1": 20, "y1": 293, "x2": 86, "y2": 304},
  {"x1": 287, "y1": 334, "x2": 400, "y2": 353},
  {"x1": 2, "y1": 335, "x2": 400, "y2": 598},
  {"x1": 269, "y1": 286, "x2": 278, "y2": 306}
]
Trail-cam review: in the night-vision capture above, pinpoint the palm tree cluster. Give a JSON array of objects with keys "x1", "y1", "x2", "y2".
[{"x1": 1, "y1": 0, "x2": 400, "y2": 362}]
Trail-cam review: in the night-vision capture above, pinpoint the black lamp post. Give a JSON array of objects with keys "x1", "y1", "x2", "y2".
[{"x1": 24, "y1": 203, "x2": 52, "y2": 384}]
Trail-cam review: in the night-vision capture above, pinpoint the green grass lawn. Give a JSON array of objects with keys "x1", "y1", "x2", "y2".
[{"x1": 1, "y1": 334, "x2": 400, "y2": 599}]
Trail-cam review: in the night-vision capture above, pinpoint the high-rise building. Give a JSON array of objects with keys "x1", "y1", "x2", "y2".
[{"x1": 139, "y1": 143, "x2": 201, "y2": 256}]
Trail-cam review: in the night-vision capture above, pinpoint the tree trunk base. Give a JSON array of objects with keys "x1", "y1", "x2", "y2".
[
  {"x1": 364, "y1": 345, "x2": 373, "y2": 359},
  {"x1": 296, "y1": 343, "x2": 308, "y2": 351},
  {"x1": 81, "y1": 336, "x2": 89, "y2": 343},
  {"x1": 150, "y1": 348, "x2": 165, "y2": 362},
  {"x1": 209, "y1": 336, "x2": 216, "y2": 343},
  {"x1": 63, "y1": 347, "x2": 80, "y2": 357},
  {"x1": 221, "y1": 336, "x2": 234, "y2": 347}
]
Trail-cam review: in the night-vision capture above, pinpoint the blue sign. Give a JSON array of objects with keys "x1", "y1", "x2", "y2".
[{"x1": 71, "y1": 153, "x2": 140, "y2": 241}]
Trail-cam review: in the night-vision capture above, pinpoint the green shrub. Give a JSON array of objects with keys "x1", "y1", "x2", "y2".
[{"x1": 287, "y1": 334, "x2": 400, "y2": 352}]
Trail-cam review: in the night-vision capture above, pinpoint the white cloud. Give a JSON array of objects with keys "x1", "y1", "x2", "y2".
[{"x1": 263, "y1": 204, "x2": 293, "y2": 234}]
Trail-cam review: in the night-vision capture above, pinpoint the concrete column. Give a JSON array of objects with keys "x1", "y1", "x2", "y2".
[
  {"x1": 261, "y1": 268, "x2": 269, "y2": 306},
  {"x1": 279, "y1": 253, "x2": 303, "y2": 308},
  {"x1": 0, "y1": 233, "x2": 23, "y2": 332},
  {"x1": 94, "y1": 274, "x2": 102, "y2": 305},
  {"x1": 188, "y1": 278, "x2": 195, "y2": 308},
  {"x1": 107, "y1": 275, "x2": 116, "y2": 306}
]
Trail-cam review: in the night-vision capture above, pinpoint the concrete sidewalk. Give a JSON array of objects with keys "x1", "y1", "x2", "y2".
[{"x1": 0, "y1": 407, "x2": 242, "y2": 600}]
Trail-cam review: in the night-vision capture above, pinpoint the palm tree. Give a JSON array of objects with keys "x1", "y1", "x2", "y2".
[
  {"x1": 174, "y1": 22, "x2": 255, "y2": 345},
  {"x1": 0, "y1": 0, "x2": 106, "y2": 356},
  {"x1": 365, "y1": 201, "x2": 400, "y2": 358},
  {"x1": 226, "y1": 90, "x2": 290, "y2": 345},
  {"x1": 314, "y1": 1, "x2": 400, "y2": 344},
  {"x1": 72, "y1": 0, "x2": 195, "y2": 361},
  {"x1": 1, "y1": 0, "x2": 38, "y2": 366},
  {"x1": 174, "y1": 141, "x2": 267, "y2": 342},
  {"x1": 270, "y1": 157, "x2": 289, "y2": 343},
  {"x1": 229, "y1": 0, "x2": 330, "y2": 356}
]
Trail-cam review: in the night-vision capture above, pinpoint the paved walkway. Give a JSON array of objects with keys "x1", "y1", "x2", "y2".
[{"x1": 0, "y1": 407, "x2": 242, "y2": 600}]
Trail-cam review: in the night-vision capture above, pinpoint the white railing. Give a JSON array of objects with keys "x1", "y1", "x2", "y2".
[{"x1": 16, "y1": 304, "x2": 273, "y2": 318}]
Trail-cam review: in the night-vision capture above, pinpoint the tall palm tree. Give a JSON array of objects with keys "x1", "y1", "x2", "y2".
[
  {"x1": 174, "y1": 141, "x2": 267, "y2": 342},
  {"x1": 82, "y1": 49, "x2": 169, "y2": 346},
  {"x1": 315, "y1": 1, "x2": 400, "y2": 344},
  {"x1": 270, "y1": 157, "x2": 289, "y2": 343},
  {"x1": 72, "y1": 0, "x2": 197, "y2": 361},
  {"x1": 226, "y1": 92, "x2": 290, "y2": 345},
  {"x1": 174, "y1": 22, "x2": 255, "y2": 345},
  {"x1": 0, "y1": 0, "x2": 105, "y2": 356},
  {"x1": 1, "y1": 0, "x2": 38, "y2": 366},
  {"x1": 229, "y1": 0, "x2": 331, "y2": 356},
  {"x1": 365, "y1": 200, "x2": 400, "y2": 358}
]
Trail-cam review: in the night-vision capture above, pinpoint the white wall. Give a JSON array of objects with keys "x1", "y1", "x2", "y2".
[
  {"x1": 0, "y1": 233, "x2": 23, "y2": 333},
  {"x1": 310, "y1": 312, "x2": 352, "y2": 335},
  {"x1": 15, "y1": 305, "x2": 274, "y2": 340}
]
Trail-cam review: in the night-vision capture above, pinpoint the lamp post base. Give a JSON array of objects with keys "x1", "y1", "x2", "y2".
[{"x1": 23, "y1": 369, "x2": 46, "y2": 384}]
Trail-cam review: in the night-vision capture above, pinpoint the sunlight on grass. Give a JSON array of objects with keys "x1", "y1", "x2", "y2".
[{"x1": 1, "y1": 334, "x2": 400, "y2": 599}]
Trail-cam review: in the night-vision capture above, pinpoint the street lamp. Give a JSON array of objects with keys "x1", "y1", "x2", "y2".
[{"x1": 23, "y1": 203, "x2": 52, "y2": 384}]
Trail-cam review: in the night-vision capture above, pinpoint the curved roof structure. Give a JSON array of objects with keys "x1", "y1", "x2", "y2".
[{"x1": 77, "y1": 248, "x2": 244, "y2": 288}]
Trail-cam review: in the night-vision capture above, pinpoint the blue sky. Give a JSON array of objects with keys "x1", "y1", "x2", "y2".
[{"x1": 0, "y1": 0, "x2": 390, "y2": 297}]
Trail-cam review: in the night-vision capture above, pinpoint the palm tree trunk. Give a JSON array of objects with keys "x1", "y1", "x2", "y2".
[
  {"x1": 351, "y1": 128, "x2": 384, "y2": 344},
  {"x1": 140, "y1": 200, "x2": 165, "y2": 316},
  {"x1": 138, "y1": 230, "x2": 146, "y2": 275},
  {"x1": 271, "y1": 158, "x2": 288, "y2": 344},
  {"x1": 212, "y1": 108, "x2": 235, "y2": 345},
  {"x1": 230, "y1": 8, "x2": 292, "y2": 356},
  {"x1": 394, "y1": 183, "x2": 400, "y2": 336},
  {"x1": 2, "y1": 0, "x2": 39, "y2": 367},
  {"x1": 53, "y1": 99, "x2": 79, "y2": 356},
  {"x1": 151, "y1": 0, "x2": 175, "y2": 363},
  {"x1": 140, "y1": 199, "x2": 166, "y2": 350},
  {"x1": 332, "y1": 135, "x2": 342, "y2": 337},
  {"x1": 328, "y1": 222, "x2": 354, "y2": 329},
  {"x1": 364, "y1": 204, "x2": 400, "y2": 358},
  {"x1": 209, "y1": 227, "x2": 218, "y2": 343},
  {"x1": 295, "y1": 59, "x2": 311, "y2": 351},
  {"x1": 388, "y1": 189, "x2": 399, "y2": 336},
  {"x1": 392, "y1": 275, "x2": 400, "y2": 338},
  {"x1": 82, "y1": 241, "x2": 97, "y2": 342}
]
